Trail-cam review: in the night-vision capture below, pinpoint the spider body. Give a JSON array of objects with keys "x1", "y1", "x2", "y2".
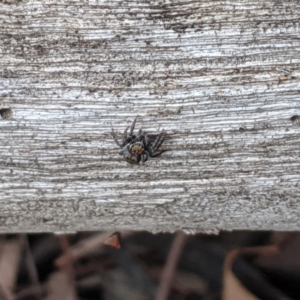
[
  {"x1": 112, "y1": 117, "x2": 167, "y2": 164},
  {"x1": 130, "y1": 143, "x2": 145, "y2": 155}
]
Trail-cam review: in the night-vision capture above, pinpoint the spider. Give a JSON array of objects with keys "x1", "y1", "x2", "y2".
[{"x1": 111, "y1": 116, "x2": 167, "y2": 164}]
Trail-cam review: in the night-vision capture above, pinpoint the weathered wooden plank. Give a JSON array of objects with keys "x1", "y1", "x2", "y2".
[{"x1": 0, "y1": 0, "x2": 300, "y2": 233}]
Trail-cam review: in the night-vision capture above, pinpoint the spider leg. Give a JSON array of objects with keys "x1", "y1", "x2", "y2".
[
  {"x1": 121, "y1": 126, "x2": 130, "y2": 146},
  {"x1": 145, "y1": 131, "x2": 167, "y2": 158},
  {"x1": 111, "y1": 128, "x2": 122, "y2": 147},
  {"x1": 144, "y1": 132, "x2": 151, "y2": 145},
  {"x1": 137, "y1": 129, "x2": 142, "y2": 136},
  {"x1": 124, "y1": 126, "x2": 129, "y2": 135},
  {"x1": 147, "y1": 149, "x2": 168, "y2": 158},
  {"x1": 129, "y1": 116, "x2": 138, "y2": 137},
  {"x1": 150, "y1": 130, "x2": 166, "y2": 152},
  {"x1": 121, "y1": 117, "x2": 138, "y2": 146},
  {"x1": 141, "y1": 152, "x2": 148, "y2": 162},
  {"x1": 137, "y1": 129, "x2": 147, "y2": 143}
]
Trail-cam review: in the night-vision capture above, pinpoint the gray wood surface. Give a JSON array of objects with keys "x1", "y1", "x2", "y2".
[{"x1": 0, "y1": 0, "x2": 300, "y2": 233}]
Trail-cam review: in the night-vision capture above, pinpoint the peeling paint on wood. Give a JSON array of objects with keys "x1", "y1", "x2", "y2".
[{"x1": 0, "y1": 0, "x2": 300, "y2": 233}]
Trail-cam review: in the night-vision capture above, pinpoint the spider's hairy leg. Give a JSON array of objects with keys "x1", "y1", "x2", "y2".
[
  {"x1": 141, "y1": 153, "x2": 148, "y2": 162},
  {"x1": 151, "y1": 130, "x2": 166, "y2": 152},
  {"x1": 119, "y1": 144, "x2": 130, "y2": 156},
  {"x1": 137, "y1": 129, "x2": 142, "y2": 136},
  {"x1": 124, "y1": 126, "x2": 129, "y2": 135},
  {"x1": 111, "y1": 128, "x2": 122, "y2": 147},
  {"x1": 136, "y1": 129, "x2": 146, "y2": 143},
  {"x1": 147, "y1": 149, "x2": 168, "y2": 158},
  {"x1": 129, "y1": 116, "x2": 138, "y2": 136},
  {"x1": 145, "y1": 130, "x2": 167, "y2": 158},
  {"x1": 121, "y1": 126, "x2": 130, "y2": 146}
]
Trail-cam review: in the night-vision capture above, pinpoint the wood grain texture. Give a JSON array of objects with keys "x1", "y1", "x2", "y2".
[{"x1": 0, "y1": 0, "x2": 300, "y2": 233}]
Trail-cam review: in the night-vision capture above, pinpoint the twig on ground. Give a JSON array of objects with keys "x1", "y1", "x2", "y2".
[
  {"x1": 155, "y1": 231, "x2": 188, "y2": 300},
  {"x1": 55, "y1": 231, "x2": 132, "y2": 268},
  {"x1": 57, "y1": 235, "x2": 77, "y2": 300}
]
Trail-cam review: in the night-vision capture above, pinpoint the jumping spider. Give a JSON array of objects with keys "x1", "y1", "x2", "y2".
[{"x1": 112, "y1": 116, "x2": 167, "y2": 164}]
